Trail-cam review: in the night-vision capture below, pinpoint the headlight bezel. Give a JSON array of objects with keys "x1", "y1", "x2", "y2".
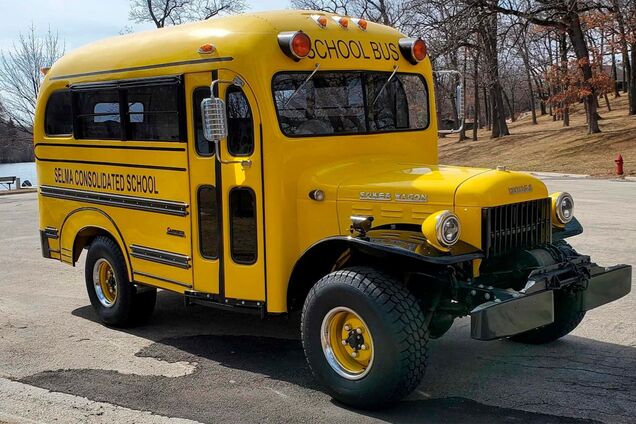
[
  {"x1": 422, "y1": 210, "x2": 461, "y2": 252},
  {"x1": 551, "y1": 191, "x2": 574, "y2": 226},
  {"x1": 436, "y1": 211, "x2": 461, "y2": 247}
]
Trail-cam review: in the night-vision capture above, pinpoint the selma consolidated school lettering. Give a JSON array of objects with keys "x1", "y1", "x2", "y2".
[{"x1": 53, "y1": 167, "x2": 159, "y2": 194}]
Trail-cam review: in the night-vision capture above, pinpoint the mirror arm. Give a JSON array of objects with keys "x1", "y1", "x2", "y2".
[{"x1": 214, "y1": 141, "x2": 252, "y2": 168}]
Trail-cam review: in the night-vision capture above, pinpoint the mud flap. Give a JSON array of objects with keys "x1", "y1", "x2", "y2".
[{"x1": 470, "y1": 291, "x2": 554, "y2": 341}]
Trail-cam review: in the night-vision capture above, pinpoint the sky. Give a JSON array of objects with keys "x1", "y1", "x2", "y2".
[{"x1": 0, "y1": 0, "x2": 290, "y2": 52}]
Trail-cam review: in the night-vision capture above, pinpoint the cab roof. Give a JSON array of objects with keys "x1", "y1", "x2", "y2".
[{"x1": 45, "y1": 10, "x2": 407, "y2": 83}]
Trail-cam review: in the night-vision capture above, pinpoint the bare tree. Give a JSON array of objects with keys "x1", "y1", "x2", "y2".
[
  {"x1": 290, "y1": 0, "x2": 411, "y2": 28},
  {"x1": 129, "y1": 0, "x2": 247, "y2": 28},
  {"x1": 0, "y1": 25, "x2": 65, "y2": 134}
]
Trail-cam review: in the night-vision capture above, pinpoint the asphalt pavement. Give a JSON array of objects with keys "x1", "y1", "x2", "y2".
[{"x1": 0, "y1": 177, "x2": 634, "y2": 423}]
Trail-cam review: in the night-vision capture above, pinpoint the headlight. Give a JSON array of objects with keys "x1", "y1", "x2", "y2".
[
  {"x1": 551, "y1": 192, "x2": 574, "y2": 225},
  {"x1": 422, "y1": 210, "x2": 461, "y2": 251}
]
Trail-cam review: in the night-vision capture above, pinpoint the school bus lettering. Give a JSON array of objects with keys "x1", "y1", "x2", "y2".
[
  {"x1": 53, "y1": 167, "x2": 158, "y2": 194},
  {"x1": 34, "y1": 10, "x2": 631, "y2": 410},
  {"x1": 307, "y1": 38, "x2": 399, "y2": 61}
]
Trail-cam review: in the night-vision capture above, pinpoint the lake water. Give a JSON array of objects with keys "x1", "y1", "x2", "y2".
[{"x1": 0, "y1": 162, "x2": 37, "y2": 190}]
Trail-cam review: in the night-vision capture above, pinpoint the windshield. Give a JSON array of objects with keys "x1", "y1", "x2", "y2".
[{"x1": 272, "y1": 71, "x2": 429, "y2": 137}]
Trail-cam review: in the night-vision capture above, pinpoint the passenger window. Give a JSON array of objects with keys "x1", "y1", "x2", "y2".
[
  {"x1": 193, "y1": 87, "x2": 213, "y2": 156},
  {"x1": 198, "y1": 185, "x2": 219, "y2": 259},
  {"x1": 229, "y1": 187, "x2": 257, "y2": 264},
  {"x1": 45, "y1": 91, "x2": 73, "y2": 136},
  {"x1": 226, "y1": 87, "x2": 254, "y2": 156},
  {"x1": 126, "y1": 85, "x2": 181, "y2": 141},
  {"x1": 75, "y1": 89, "x2": 122, "y2": 140}
]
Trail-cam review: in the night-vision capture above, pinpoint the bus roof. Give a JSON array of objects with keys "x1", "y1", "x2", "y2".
[{"x1": 45, "y1": 10, "x2": 408, "y2": 84}]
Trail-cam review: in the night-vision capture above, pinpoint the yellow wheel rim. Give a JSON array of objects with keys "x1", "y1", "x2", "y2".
[
  {"x1": 93, "y1": 258, "x2": 117, "y2": 308},
  {"x1": 321, "y1": 307, "x2": 374, "y2": 380}
]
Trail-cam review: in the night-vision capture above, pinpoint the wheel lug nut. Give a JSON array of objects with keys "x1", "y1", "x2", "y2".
[
  {"x1": 344, "y1": 324, "x2": 351, "y2": 331},
  {"x1": 351, "y1": 352, "x2": 357, "y2": 358},
  {"x1": 341, "y1": 340, "x2": 347, "y2": 345},
  {"x1": 361, "y1": 344, "x2": 367, "y2": 350},
  {"x1": 356, "y1": 328, "x2": 363, "y2": 334}
]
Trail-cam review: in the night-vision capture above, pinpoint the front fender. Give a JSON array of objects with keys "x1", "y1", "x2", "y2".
[{"x1": 552, "y1": 217, "x2": 583, "y2": 241}]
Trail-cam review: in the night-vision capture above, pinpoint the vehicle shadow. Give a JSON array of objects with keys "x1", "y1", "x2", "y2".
[{"x1": 23, "y1": 290, "x2": 634, "y2": 423}]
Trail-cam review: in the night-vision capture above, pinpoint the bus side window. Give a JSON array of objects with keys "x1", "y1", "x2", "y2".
[
  {"x1": 45, "y1": 90, "x2": 73, "y2": 136},
  {"x1": 226, "y1": 86, "x2": 254, "y2": 157},
  {"x1": 193, "y1": 87, "x2": 213, "y2": 156},
  {"x1": 75, "y1": 90, "x2": 122, "y2": 140},
  {"x1": 198, "y1": 185, "x2": 219, "y2": 259}
]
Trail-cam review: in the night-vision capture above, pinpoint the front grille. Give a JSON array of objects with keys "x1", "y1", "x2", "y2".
[{"x1": 482, "y1": 198, "x2": 552, "y2": 257}]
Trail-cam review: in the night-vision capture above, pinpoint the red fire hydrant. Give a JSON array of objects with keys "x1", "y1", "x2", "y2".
[{"x1": 615, "y1": 154, "x2": 624, "y2": 176}]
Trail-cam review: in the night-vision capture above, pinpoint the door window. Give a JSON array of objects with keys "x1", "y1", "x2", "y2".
[
  {"x1": 226, "y1": 86, "x2": 254, "y2": 156},
  {"x1": 229, "y1": 187, "x2": 257, "y2": 264},
  {"x1": 197, "y1": 185, "x2": 219, "y2": 259}
]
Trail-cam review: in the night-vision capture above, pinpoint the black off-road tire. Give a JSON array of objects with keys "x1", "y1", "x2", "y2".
[
  {"x1": 301, "y1": 267, "x2": 428, "y2": 409},
  {"x1": 509, "y1": 290, "x2": 586, "y2": 344},
  {"x1": 85, "y1": 236, "x2": 156, "y2": 327}
]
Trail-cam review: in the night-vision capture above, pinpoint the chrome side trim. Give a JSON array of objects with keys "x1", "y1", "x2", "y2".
[
  {"x1": 133, "y1": 270, "x2": 192, "y2": 288},
  {"x1": 40, "y1": 186, "x2": 189, "y2": 216},
  {"x1": 130, "y1": 244, "x2": 191, "y2": 269}
]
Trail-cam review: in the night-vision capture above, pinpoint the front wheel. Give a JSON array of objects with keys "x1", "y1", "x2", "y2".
[
  {"x1": 301, "y1": 267, "x2": 428, "y2": 409},
  {"x1": 509, "y1": 290, "x2": 585, "y2": 344}
]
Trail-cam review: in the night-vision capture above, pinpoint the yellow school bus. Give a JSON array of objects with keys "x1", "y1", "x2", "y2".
[{"x1": 34, "y1": 10, "x2": 631, "y2": 408}]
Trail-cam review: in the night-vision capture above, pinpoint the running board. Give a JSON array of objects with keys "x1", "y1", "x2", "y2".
[{"x1": 184, "y1": 290, "x2": 266, "y2": 318}]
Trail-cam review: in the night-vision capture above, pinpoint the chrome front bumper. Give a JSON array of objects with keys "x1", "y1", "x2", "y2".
[{"x1": 470, "y1": 263, "x2": 632, "y2": 341}]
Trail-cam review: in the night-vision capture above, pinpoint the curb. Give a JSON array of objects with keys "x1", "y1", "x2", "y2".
[{"x1": 0, "y1": 188, "x2": 37, "y2": 196}]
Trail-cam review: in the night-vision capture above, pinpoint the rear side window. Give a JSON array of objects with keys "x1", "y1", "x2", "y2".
[
  {"x1": 75, "y1": 89, "x2": 122, "y2": 140},
  {"x1": 72, "y1": 77, "x2": 184, "y2": 141},
  {"x1": 44, "y1": 91, "x2": 73, "y2": 136},
  {"x1": 126, "y1": 84, "x2": 181, "y2": 141}
]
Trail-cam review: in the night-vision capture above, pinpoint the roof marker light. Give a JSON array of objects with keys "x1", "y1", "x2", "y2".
[
  {"x1": 333, "y1": 16, "x2": 349, "y2": 28},
  {"x1": 312, "y1": 14, "x2": 328, "y2": 28},
  {"x1": 198, "y1": 43, "x2": 216, "y2": 54},
  {"x1": 398, "y1": 37, "x2": 428, "y2": 64},
  {"x1": 352, "y1": 18, "x2": 368, "y2": 30},
  {"x1": 277, "y1": 31, "x2": 312, "y2": 61}
]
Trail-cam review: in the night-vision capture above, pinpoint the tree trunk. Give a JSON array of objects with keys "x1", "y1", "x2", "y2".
[
  {"x1": 566, "y1": 7, "x2": 600, "y2": 133},
  {"x1": 503, "y1": 90, "x2": 516, "y2": 122},
  {"x1": 473, "y1": 55, "x2": 480, "y2": 141},
  {"x1": 611, "y1": 34, "x2": 620, "y2": 97},
  {"x1": 611, "y1": 0, "x2": 631, "y2": 95},
  {"x1": 559, "y1": 34, "x2": 570, "y2": 127},
  {"x1": 521, "y1": 36, "x2": 538, "y2": 124},
  {"x1": 631, "y1": 42, "x2": 636, "y2": 115},
  {"x1": 483, "y1": 86, "x2": 491, "y2": 130}
]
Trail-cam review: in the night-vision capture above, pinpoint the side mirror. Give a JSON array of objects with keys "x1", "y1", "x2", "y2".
[
  {"x1": 201, "y1": 97, "x2": 227, "y2": 142},
  {"x1": 434, "y1": 70, "x2": 465, "y2": 134}
]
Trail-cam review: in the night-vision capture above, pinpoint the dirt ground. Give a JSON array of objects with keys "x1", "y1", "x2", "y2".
[{"x1": 439, "y1": 95, "x2": 636, "y2": 177}]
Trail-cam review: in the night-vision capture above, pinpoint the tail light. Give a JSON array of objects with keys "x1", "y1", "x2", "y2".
[
  {"x1": 398, "y1": 38, "x2": 428, "y2": 64},
  {"x1": 278, "y1": 31, "x2": 312, "y2": 61}
]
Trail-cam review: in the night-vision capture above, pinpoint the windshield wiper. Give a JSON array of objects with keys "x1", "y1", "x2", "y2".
[
  {"x1": 284, "y1": 63, "x2": 321, "y2": 108},
  {"x1": 372, "y1": 65, "x2": 399, "y2": 106}
]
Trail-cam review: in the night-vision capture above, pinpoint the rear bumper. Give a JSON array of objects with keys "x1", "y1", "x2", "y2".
[{"x1": 470, "y1": 263, "x2": 632, "y2": 341}]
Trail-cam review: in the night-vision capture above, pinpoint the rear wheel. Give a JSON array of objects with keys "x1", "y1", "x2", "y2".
[
  {"x1": 85, "y1": 236, "x2": 156, "y2": 327},
  {"x1": 301, "y1": 267, "x2": 428, "y2": 409},
  {"x1": 510, "y1": 290, "x2": 585, "y2": 344}
]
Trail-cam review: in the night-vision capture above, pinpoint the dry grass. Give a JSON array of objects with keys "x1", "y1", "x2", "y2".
[{"x1": 439, "y1": 95, "x2": 636, "y2": 177}]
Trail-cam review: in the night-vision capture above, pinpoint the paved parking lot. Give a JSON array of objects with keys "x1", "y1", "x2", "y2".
[{"x1": 1, "y1": 177, "x2": 634, "y2": 423}]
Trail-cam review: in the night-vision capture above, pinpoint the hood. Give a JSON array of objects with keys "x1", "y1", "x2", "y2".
[
  {"x1": 330, "y1": 159, "x2": 547, "y2": 207},
  {"x1": 335, "y1": 160, "x2": 489, "y2": 206}
]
